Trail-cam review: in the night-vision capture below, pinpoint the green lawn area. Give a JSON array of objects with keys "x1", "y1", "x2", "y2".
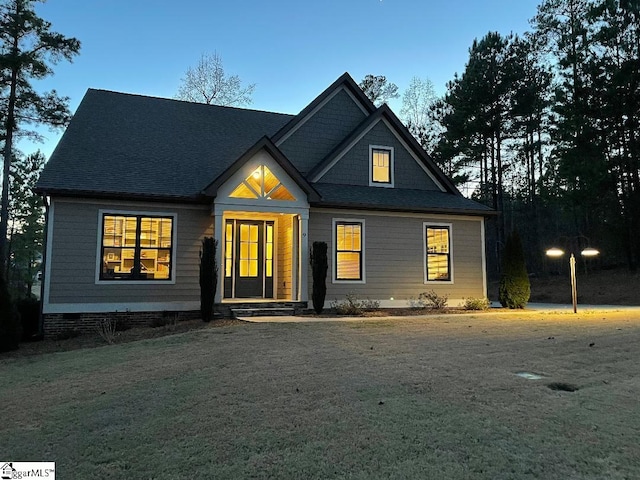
[{"x1": 2, "y1": 310, "x2": 640, "y2": 479}]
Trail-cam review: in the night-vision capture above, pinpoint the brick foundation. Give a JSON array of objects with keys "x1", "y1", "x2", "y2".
[{"x1": 43, "y1": 310, "x2": 203, "y2": 338}]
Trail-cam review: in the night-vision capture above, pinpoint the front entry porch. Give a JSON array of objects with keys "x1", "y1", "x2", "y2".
[{"x1": 215, "y1": 210, "x2": 308, "y2": 304}]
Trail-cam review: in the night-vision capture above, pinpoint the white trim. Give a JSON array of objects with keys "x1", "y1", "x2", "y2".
[
  {"x1": 42, "y1": 198, "x2": 55, "y2": 311},
  {"x1": 332, "y1": 218, "x2": 366, "y2": 284},
  {"x1": 43, "y1": 301, "x2": 199, "y2": 314},
  {"x1": 423, "y1": 222, "x2": 454, "y2": 285},
  {"x1": 275, "y1": 86, "x2": 367, "y2": 146},
  {"x1": 368, "y1": 145, "x2": 395, "y2": 188},
  {"x1": 95, "y1": 209, "x2": 178, "y2": 285}
]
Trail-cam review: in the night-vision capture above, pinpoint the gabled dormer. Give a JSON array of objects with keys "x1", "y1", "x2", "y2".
[{"x1": 307, "y1": 104, "x2": 459, "y2": 195}]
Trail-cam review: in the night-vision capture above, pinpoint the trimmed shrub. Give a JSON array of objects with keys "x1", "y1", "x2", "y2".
[
  {"x1": 0, "y1": 274, "x2": 21, "y2": 352},
  {"x1": 311, "y1": 241, "x2": 328, "y2": 314},
  {"x1": 499, "y1": 230, "x2": 531, "y2": 309},
  {"x1": 199, "y1": 237, "x2": 218, "y2": 322}
]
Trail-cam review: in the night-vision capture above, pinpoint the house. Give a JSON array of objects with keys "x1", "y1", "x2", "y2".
[{"x1": 35, "y1": 73, "x2": 494, "y2": 335}]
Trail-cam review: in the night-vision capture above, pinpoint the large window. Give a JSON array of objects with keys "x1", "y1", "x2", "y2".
[
  {"x1": 425, "y1": 224, "x2": 452, "y2": 282},
  {"x1": 369, "y1": 146, "x2": 394, "y2": 187},
  {"x1": 100, "y1": 214, "x2": 174, "y2": 281},
  {"x1": 334, "y1": 220, "x2": 364, "y2": 281}
]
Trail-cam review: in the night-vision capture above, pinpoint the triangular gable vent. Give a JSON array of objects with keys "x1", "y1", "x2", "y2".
[{"x1": 229, "y1": 165, "x2": 296, "y2": 201}]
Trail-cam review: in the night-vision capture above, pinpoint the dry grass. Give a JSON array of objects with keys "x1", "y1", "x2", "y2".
[{"x1": 2, "y1": 310, "x2": 640, "y2": 479}]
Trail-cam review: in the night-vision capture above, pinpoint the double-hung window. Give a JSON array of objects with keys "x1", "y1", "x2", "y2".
[
  {"x1": 100, "y1": 213, "x2": 174, "y2": 281},
  {"x1": 425, "y1": 224, "x2": 452, "y2": 282},
  {"x1": 334, "y1": 220, "x2": 364, "y2": 282},
  {"x1": 369, "y1": 146, "x2": 394, "y2": 187}
]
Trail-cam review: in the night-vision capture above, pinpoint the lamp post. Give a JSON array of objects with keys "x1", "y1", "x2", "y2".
[{"x1": 545, "y1": 247, "x2": 600, "y2": 313}]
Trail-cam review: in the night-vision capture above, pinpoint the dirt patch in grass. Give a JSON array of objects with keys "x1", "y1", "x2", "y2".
[{"x1": 2, "y1": 309, "x2": 640, "y2": 479}]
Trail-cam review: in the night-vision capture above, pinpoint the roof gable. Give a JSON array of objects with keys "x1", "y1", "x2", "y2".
[
  {"x1": 308, "y1": 105, "x2": 460, "y2": 195},
  {"x1": 273, "y1": 74, "x2": 376, "y2": 175},
  {"x1": 271, "y1": 72, "x2": 376, "y2": 145},
  {"x1": 203, "y1": 136, "x2": 320, "y2": 202}
]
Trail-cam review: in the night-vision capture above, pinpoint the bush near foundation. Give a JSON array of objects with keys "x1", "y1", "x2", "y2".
[{"x1": 0, "y1": 275, "x2": 21, "y2": 352}]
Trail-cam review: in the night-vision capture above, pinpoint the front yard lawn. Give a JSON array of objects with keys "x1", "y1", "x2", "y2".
[{"x1": 2, "y1": 309, "x2": 640, "y2": 479}]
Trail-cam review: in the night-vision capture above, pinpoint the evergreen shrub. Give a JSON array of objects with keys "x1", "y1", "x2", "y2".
[{"x1": 499, "y1": 230, "x2": 531, "y2": 309}]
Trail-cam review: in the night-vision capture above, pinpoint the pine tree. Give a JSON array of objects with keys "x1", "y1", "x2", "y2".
[{"x1": 0, "y1": 0, "x2": 80, "y2": 276}]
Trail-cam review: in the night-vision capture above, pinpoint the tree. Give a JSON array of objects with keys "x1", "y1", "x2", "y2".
[
  {"x1": 7, "y1": 150, "x2": 44, "y2": 297},
  {"x1": 400, "y1": 76, "x2": 440, "y2": 152},
  {"x1": 199, "y1": 237, "x2": 218, "y2": 322},
  {"x1": 0, "y1": 0, "x2": 80, "y2": 277},
  {"x1": 498, "y1": 230, "x2": 531, "y2": 308},
  {"x1": 359, "y1": 74, "x2": 399, "y2": 106},
  {"x1": 176, "y1": 52, "x2": 255, "y2": 106}
]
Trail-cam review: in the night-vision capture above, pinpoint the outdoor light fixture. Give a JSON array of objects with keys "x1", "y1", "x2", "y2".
[{"x1": 545, "y1": 247, "x2": 600, "y2": 313}]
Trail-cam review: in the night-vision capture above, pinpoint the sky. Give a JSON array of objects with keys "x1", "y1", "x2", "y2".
[{"x1": 23, "y1": 0, "x2": 541, "y2": 158}]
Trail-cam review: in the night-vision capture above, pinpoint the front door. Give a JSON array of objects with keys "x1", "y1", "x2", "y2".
[{"x1": 226, "y1": 220, "x2": 274, "y2": 299}]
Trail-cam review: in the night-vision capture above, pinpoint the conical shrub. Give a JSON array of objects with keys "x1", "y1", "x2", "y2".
[{"x1": 499, "y1": 230, "x2": 531, "y2": 309}]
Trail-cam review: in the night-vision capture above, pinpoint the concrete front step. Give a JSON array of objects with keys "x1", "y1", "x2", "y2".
[{"x1": 231, "y1": 307, "x2": 295, "y2": 318}]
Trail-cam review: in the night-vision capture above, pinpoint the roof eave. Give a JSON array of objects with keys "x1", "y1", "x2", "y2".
[
  {"x1": 33, "y1": 187, "x2": 210, "y2": 204},
  {"x1": 310, "y1": 200, "x2": 497, "y2": 217}
]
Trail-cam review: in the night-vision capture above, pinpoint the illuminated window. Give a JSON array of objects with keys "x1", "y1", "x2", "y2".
[
  {"x1": 425, "y1": 224, "x2": 451, "y2": 282},
  {"x1": 225, "y1": 222, "x2": 233, "y2": 278},
  {"x1": 238, "y1": 223, "x2": 259, "y2": 277},
  {"x1": 370, "y1": 146, "x2": 394, "y2": 186},
  {"x1": 101, "y1": 214, "x2": 173, "y2": 281},
  {"x1": 335, "y1": 221, "x2": 363, "y2": 281},
  {"x1": 229, "y1": 165, "x2": 296, "y2": 201}
]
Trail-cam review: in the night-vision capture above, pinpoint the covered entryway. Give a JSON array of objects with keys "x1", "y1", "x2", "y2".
[
  {"x1": 220, "y1": 212, "x2": 302, "y2": 301},
  {"x1": 224, "y1": 219, "x2": 275, "y2": 299},
  {"x1": 205, "y1": 138, "x2": 317, "y2": 304}
]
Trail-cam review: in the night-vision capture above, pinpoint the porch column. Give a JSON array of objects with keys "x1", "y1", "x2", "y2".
[{"x1": 299, "y1": 212, "x2": 309, "y2": 302}]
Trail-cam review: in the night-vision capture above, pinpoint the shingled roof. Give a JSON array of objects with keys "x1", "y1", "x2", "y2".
[
  {"x1": 36, "y1": 76, "x2": 494, "y2": 216},
  {"x1": 36, "y1": 89, "x2": 293, "y2": 201},
  {"x1": 312, "y1": 184, "x2": 493, "y2": 215}
]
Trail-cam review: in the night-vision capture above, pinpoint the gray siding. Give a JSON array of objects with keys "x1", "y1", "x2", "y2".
[
  {"x1": 279, "y1": 88, "x2": 367, "y2": 174},
  {"x1": 319, "y1": 121, "x2": 441, "y2": 190},
  {"x1": 308, "y1": 209, "x2": 485, "y2": 304},
  {"x1": 47, "y1": 198, "x2": 212, "y2": 306}
]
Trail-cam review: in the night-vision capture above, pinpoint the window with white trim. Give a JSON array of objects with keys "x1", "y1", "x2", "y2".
[
  {"x1": 334, "y1": 220, "x2": 363, "y2": 281},
  {"x1": 369, "y1": 146, "x2": 394, "y2": 186},
  {"x1": 425, "y1": 224, "x2": 451, "y2": 282},
  {"x1": 100, "y1": 214, "x2": 174, "y2": 281}
]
